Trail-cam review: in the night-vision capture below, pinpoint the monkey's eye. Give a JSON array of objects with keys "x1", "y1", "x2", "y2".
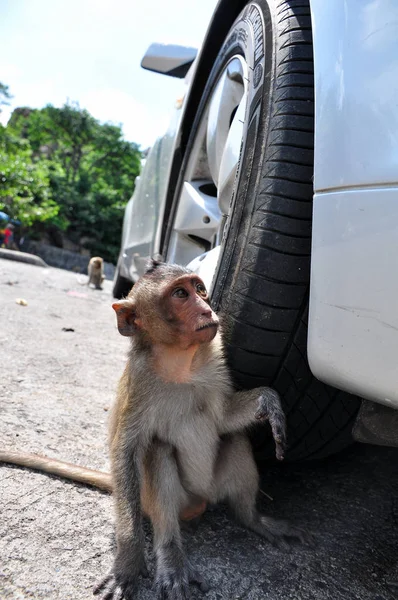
[
  {"x1": 196, "y1": 283, "x2": 207, "y2": 296},
  {"x1": 172, "y1": 288, "x2": 189, "y2": 298}
]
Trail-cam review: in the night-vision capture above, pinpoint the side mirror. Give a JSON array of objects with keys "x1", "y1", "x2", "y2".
[{"x1": 141, "y1": 43, "x2": 197, "y2": 78}]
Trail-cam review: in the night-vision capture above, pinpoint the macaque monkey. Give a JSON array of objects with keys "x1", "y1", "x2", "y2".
[
  {"x1": 98, "y1": 260, "x2": 311, "y2": 599},
  {"x1": 0, "y1": 260, "x2": 311, "y2": 599},
  {"x1": 87, "y1": 256, "x2": 105, "y2": 289}
]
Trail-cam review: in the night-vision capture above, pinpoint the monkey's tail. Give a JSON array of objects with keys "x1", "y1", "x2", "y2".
[{"x1": 0, "y1": 450, "x2": 113, "y2": 493}]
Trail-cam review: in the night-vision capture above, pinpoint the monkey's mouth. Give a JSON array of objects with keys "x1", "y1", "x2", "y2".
[{"x1": 196, "y1": 321, "x2": 219, "y2": 332}]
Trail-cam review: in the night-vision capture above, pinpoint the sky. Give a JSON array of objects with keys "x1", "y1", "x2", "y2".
[{"x1": 0, "y1": 0, "x2": 218, "y2": 148}]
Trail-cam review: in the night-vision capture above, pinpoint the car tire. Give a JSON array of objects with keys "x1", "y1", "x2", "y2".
[
  {"x1": 112, "y1": 265, "x2": 133, "y2": 299},
  {"x1": 166, "y1": 0, "x2": 361, "y2": 460}
]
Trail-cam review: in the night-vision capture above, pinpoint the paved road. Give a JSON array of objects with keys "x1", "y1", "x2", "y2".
[{"x1": 1, "y1": 259, "x2": 397, "y2": 600}]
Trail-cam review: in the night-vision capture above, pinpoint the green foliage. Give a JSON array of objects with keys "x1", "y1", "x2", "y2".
[
  {"x1": 2, "y1": 94, "x2": 141, "y2": 262},
  {"x1": 0, "y1": 125, "x2": 59, "y2": 225}
]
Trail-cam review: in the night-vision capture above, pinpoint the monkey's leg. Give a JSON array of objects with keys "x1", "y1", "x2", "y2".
[
  {"x1": 213, "y1": 434, "x2": 311, "y2": 548},
  {"x1": 93, "y1": 273, "x2": 103, "y2": 289},
  {"x1": 147, "y1": 441, "x2": 209, "y2": 599},
  {"x1": 94, "y1": 442, "x2": 148, "y2": 600}
]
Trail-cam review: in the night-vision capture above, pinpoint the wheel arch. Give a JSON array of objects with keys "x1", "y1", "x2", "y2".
[
  {"x1": 178, "y1": 0, "x2": 245, "y2": 150},
  {"x1": 158, "y1": 0, "x2": 246, "y2": 250}
]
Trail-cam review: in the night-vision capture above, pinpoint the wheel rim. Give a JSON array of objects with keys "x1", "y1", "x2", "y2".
[{"x1": 166, "y1": 54, "x2": 249, "y2": 291}]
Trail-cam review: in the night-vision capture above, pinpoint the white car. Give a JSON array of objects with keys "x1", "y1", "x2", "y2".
[{"x1": 113, "y1": 0, "x2": 398, "y2": 460}]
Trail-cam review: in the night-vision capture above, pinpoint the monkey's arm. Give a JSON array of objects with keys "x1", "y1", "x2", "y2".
[
  {"x1": 94, "y1": 429, "x2": 148, "y2": 599},
  {"x1": 221, "y1": 387, "x2": 287, "y2": 460}
]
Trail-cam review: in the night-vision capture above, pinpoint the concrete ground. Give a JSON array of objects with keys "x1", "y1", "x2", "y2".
[{"x1": 0, "y1": 259, "x2": 397, "y2": 600}]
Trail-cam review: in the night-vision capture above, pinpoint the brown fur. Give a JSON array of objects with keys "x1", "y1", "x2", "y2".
[
  {"x1": 0, "y1": 449, "x2": 112, "y2": 492},
  {"x1": 88, "y1": 256, "x2": 105, "y2": 289}
]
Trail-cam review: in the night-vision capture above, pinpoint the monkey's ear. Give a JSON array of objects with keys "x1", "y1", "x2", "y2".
[{"x1": 112, "y1": 301, "x2": 138, "y2": 337}]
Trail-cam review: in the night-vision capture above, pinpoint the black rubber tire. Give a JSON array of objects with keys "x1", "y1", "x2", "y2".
[
  {"x1": 168, "y1": 0, "x2": 361, "y2": 460},
  {"x1": 112, "y1": 265, "x2": 133, "y2": 299}
]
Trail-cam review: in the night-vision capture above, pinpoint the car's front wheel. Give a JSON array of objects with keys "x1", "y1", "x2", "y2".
[{"x1": 163, "y1": 0, "x2": 361, "y2": 460}]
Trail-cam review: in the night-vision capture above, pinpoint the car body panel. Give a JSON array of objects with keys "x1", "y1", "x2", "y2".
[
  {"x1": 309, "y1": 0, "x2": 398, "y2": 408},
  {"x1": 311, "y1": 0, "x2": 398, "y2": 192},
  {"x1": 118, "y1": 93, "x2": 185, "y2": 281},
  {"x1": 308, "y1": 187, "x2": 398, "y2": 408},
  {"x1": 118, "y1": 138, "x2": 161, "y2": 282}
]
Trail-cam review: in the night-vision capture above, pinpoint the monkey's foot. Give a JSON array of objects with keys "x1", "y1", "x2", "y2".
[
  {"x1": 187, "y1": 562, "x2": 209, "y2": 594},
  {"x1": 93, "y1": 563, "x2": 149, "y2": 600},
  {"x1": 93, "y1": 573, "x2": 129, "y2": 600},
  {"x1": 250, "y1": 514, "x2": 314, "y2": 550},
  {"x1": 254, "y1": 388, "x2": 287, "y2": 461},
  {"x1": 155, "y1": 564, "x2": 209, "y2": 599}
]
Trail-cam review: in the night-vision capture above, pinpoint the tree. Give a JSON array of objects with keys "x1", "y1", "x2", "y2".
[
  {"x1": 5, "y1": 99, "x2": 142, "y2": 262},
  {"x1": 0, "y1": 125, "x2": 59, "y2": 226}
]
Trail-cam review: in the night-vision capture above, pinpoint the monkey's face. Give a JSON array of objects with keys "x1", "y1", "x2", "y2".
[
  {"x1": 113, "y1": 272, "x2": 219, "y2": 348},
  {"x1": 159, "y1": 274, "x2": 219, "y2": 346}
]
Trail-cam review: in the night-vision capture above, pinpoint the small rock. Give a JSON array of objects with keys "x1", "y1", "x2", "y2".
[{"x1": 15, "y1": 298, "x2": 28, "y2": 306}]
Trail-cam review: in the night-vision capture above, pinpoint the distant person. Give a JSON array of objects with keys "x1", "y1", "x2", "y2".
[{"x1": 4, "y1": 223, "x2": 18, "y2": 250}]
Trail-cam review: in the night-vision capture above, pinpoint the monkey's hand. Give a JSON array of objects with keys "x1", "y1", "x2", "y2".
[
  {"x1": 254, "y1": 387, "x2": 287, "y2": 461},
  {"x1": 93, "y1": 551, "x2": 148, "y2": 599}
]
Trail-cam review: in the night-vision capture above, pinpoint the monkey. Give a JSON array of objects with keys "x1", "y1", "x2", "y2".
[
  {"x1": 88, "y1": 256, "x2": 105, "y2": 289},
  {"x1": 0, "y1": 260, "x2": 311, "y2": 599},
  {"x1": 77, "y1": 256, "x2": 105, "y2": 289},
  {"x1": 96, "y1": 260, "x2": 310, "y2": 599}
]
